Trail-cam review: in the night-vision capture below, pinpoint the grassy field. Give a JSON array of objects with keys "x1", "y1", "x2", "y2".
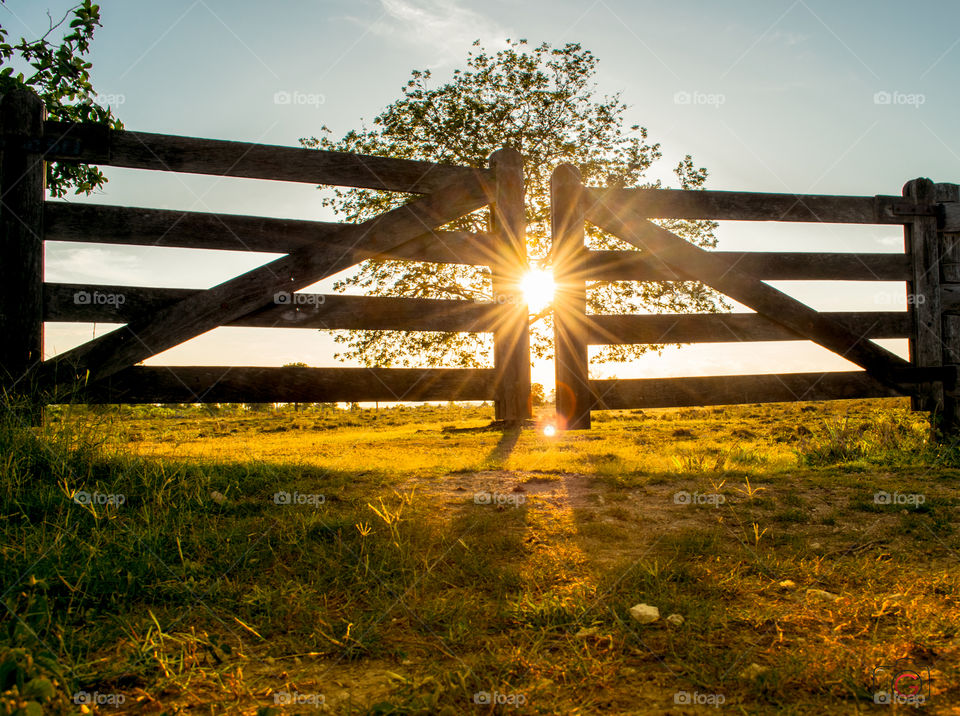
[{"x1": 2, "y1": 397, "x2": 959, "y2": 714}]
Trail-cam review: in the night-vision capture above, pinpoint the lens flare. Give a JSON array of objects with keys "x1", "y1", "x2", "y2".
[{"x1": 521, "y1": 267, "x2": 555, "y2": 313}]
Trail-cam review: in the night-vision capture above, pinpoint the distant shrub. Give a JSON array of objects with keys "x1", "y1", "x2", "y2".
[
  {"x1": 530, "y1": 383, "x2": 546, "y2": 407},
  {"x1": 796, "y1": 411, "x2": 929, "y2": 466}
]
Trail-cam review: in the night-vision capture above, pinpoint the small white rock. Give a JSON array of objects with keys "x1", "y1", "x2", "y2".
[
  {"x1": 777, "y1": 579, "x2": 797, "y2": 591},
  {"x1": 210, "y1": 490, "x2": 226, "y2": 504},
  {"x1": 665, "y1": 613, "x2": 684, "y2": 626},
  {"x1": 810, "y1": 542, "x2": 822, "y2": 550},
  {"x1": 806, "y1": 588, "x2": 839, "y2": 602},
  {"x1": 740, "y1": 663, "x2": 769, "y2": 680},
  {"x1": 628, "y1": 603, "x2": 660, "y2": 624}
]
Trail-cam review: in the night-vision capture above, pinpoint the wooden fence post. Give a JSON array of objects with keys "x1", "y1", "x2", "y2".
[
  {"x1": 935, "y1": 182, "x2": 960, "y2": 435},
  {"x1": 489, "y1": 147, "x2": 531, "y2": 423},
  {"x1": 551, "y1": 164, "x2": 591, "y2": 429},
  {"x1": 903, "y1": 178, "x2": 944, "y2": 428},
  {"x1": 0, "y1": 88, "x2": 45, "y2": 423}
]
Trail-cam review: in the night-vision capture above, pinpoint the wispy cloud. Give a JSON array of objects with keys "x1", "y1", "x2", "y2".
[
  {"x1": 369, "y1": 0, "x2": 510, "y2": 67},
  {"x1": 45, "y1": 246, "x2": 149, "y2": 286}
]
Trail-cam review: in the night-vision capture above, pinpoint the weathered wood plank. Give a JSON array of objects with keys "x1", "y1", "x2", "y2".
[
  {"x1": 34, "y1": 120, "x2": 110, "y2": 162},
  {"x1": 587, "y1": 311, "x2": 910, "y2": 345},
  {"x1": 942, "y1": 284, "x2": 960, "y2": 315},
  {"x1": 940, "y1": 202, "x2": 960, "y2": 232},
  {"x1": 489, "y1": 148, "x2": 531, "y2": 422},
  {"x1": 0, "y1": 89, "x2": 45, "y2": 414},
  {"x1": 44, "y1": 283, "x2": 499, "y2": 332},
  {"x1": 34, "y1": 170, "x2": 493, "y2": 395},
  {"x1": 70, "y1": 366, "x2": 495, "y2": 404},
  {"x1": 42, "y1": 121, "x2": 489, "y2": 194},
  {"x1": 942, "y1": 264, "x2": 960, "y2": 283},
  {"x1": 552, "y1": 164, "x2": 591, "y2": 429},
  {"x1": 44, "y1": 202, "x2": 496, "y2": 265},
  {"x1": 590, "y1": 371, "x2": 903, "y2": 410},
  {"x1": 936, "y1": 182, "x2": 960, "y2": 433},
  {"x1": 584, "y1": 250, "x2": 910, "y2": 282},
  {"x1": 903, "y1": 178, "x2": 943, "y2": 415},
  {"x1": 586, "y1": 187, "x2": 933, "y2": 224},
  {"x1": 584, "y1": 190, "x2": 915, "y2": 393}
]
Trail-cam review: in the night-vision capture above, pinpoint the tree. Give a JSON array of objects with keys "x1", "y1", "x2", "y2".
[
  {"x1": 283, "y1": 362, "x2": 309, "y2": 411},
  {"x1": 0, "y1": 0, "x2": 121, "y2": 197},
  {"x1": 302, "y1": 39, "x2": 729, "y2": 368},
  {"x1": 530, "y1": 383, "x2": 545, "y2": 407}
]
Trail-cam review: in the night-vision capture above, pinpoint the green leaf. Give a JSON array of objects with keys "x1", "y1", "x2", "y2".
[
  {"x1": 3, "y1": 0, "x2": 117, "y2": 197},
  {"x1": 19, "y1": 703, "x2": 46, "y2": 716},
  {"x1": 22, "y1": 676, "x2": 56, "y2": 701}
]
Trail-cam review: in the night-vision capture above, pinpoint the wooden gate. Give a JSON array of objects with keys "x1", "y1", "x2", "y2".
[
  {"x1": 0, "y1": 89, "x2": 531, "y2": 422},
  {"x1": 551, "y1": 163, "x2": 960, "y2": 432}
]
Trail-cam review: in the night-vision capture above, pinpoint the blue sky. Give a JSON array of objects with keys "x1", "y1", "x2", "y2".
[{"x1": 4, "y1": 0, "x2": 960, "y2": 390}]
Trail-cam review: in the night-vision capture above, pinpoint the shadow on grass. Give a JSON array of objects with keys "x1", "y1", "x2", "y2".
[{"x1": 486, "y1": 426, "x2": 521, "y2": 465}]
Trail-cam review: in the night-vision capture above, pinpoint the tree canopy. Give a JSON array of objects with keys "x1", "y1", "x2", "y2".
[
  {"x1": 303, "y1": 39, "x2": 729, "y2": 368},
  {"x1": 0, "y1": 0, "x2": 121, "y2": 197}
]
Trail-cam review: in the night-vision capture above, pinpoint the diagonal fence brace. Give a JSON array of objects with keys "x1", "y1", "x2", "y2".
[
  {"x1": 34, "y1": 170, "x2": 493, "y2": 396},
  {"x1": 584, "y1": 188, "x2": 921, "y2": 396}
]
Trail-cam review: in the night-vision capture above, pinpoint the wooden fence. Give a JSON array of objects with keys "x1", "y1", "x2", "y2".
[
  {"x1": 4, "y1": 84, "x2": 958, "y2": 433},
  {"x1": 0, "y1": 88, "x2": 532, "y2": 421},
  {"x1": 551, "y1": 164, "x2": 960, "y2": 432}
]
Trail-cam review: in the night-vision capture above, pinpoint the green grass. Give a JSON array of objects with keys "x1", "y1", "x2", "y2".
[{"x1": 2, "y1": 397, "x2": 960, "y2": 714}]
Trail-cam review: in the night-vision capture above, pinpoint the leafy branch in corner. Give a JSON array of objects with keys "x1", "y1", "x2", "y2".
[{"x1": 0, "y1": 0, "x2": 122, "y2": 197}]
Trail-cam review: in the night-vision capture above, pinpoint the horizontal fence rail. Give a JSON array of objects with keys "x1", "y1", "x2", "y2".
[
  {"x1": 41, "y1": 121, "x2": 490, "y2": 193},
  {"x1": 585, "y1": 311, "x2": 910, "y2": 345},
  {"x1": 73, "y1": 366, "x2": 496, "y2": 404},
  {"x1": 585, "y1": 187, "x2": 935, "y2": 224},
  {"x1": 45, "y1": 283, "x2": 499, "y2": 332},
  {"x1": 44, "y1": 203, "x2": 496, "y2": 266},
  {"x1": 584, "y1": 250, "x2": 911, "y2": 281},
  {"x1": 589, "y1": 371, "x2": 902, "y2": 410}
]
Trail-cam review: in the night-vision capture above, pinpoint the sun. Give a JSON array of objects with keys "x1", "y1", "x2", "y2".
[{"x1": 520, "y1": 267, "x2": 555, "y2": 313}]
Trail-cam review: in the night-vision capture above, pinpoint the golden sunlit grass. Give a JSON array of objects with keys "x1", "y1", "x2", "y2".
[{"x1": 3, "y1": 398, "x2": 960, "y2": 714}]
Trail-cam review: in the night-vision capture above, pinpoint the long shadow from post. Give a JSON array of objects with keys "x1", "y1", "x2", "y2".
[
  {"x1": 487, "y1": 425, "x2": 522, "y2": 466},
  {"x1": 440, "y1": 420, "x2": 525, "y2": 466}
]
